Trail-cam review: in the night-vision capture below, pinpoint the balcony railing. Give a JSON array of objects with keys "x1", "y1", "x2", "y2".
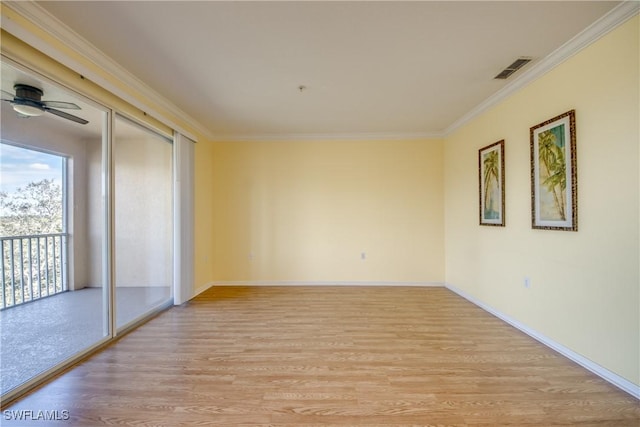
[{"x1": 1, "y1": 233, "x2": 68, "y2": 310}]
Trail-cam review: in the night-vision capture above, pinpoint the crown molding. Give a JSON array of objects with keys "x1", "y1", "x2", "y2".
[
  {"x1": 443, "y1": 0, "x2": 639, "y2": 137},
  {"x1": 1, "y1": 1, "x2": 213, "y2": 141},
  {"x1": 214, "y1": 131, "x2": 445, "y2": 142}
]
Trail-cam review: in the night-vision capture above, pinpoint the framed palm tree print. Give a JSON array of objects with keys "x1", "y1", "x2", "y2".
[
  {"x1": 479, "y1": 140, "x2": 505, "y2": 226},
  {"x1": 530, "y1": 109, "x2": 577, "y2": 231}
]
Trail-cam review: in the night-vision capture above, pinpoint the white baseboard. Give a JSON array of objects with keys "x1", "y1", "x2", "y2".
[
  {"x1": 445, "y1": 283, "x2": 640, "y2": 400},
  {"x1": 192, "y1": 281, "x2": 216, "y2": 298},
  {"x1": 210, "y1": 280, "x2": 444, "y2": 287}
]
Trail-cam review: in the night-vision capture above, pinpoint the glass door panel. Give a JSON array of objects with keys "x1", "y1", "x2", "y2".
[
  {"x1": 0, "y1": 60, "x2": 109, "y2": 396},
  {"x1": 113, "y1": 115, "x2": 173, "y2": 329}
]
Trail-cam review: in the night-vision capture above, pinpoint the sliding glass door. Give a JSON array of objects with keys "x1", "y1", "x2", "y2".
[
  {"x1": 0, "y1": 59, "x2": 109, "y2": 396},
  {"x1": 1, "y1": 59, "x2": 178, "y2": 403},
  {"x1": 113, "y1": 115, "x2": 173, "y2": 330}
]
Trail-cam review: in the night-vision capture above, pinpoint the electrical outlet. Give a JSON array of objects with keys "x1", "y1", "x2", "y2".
[
  {"x1": 248, "y1": 252, "x2": 254, "y2": 262},
  {"x1": 524, "y1": 277, "x2": 531, "y2": 288},
  {"x1": 361, "y1": 252, "x2": 366, "y2": 260}
]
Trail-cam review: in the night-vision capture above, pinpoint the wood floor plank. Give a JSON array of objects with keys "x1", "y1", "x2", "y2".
[{"x1": 2, "y1": 286, "x2": 638, "y2": 426}]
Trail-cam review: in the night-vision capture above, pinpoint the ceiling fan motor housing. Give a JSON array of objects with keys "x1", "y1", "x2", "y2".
[{"x1": 14, "y1": 84, "x2": 44, "y2": 101}]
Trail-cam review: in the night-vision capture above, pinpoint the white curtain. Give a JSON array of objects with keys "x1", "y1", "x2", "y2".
[{"x1": 173, "y1": 132, "x2": 195, "y2": 305}]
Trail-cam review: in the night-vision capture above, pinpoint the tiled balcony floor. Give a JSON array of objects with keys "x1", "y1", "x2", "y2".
[{"x1": 0, "y1": 286, "x2": 171, "y2": 395}]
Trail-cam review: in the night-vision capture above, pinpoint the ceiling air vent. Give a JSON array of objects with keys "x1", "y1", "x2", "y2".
[{"x1": 494, "y1": 57, "x2": 532, "y2": 79}]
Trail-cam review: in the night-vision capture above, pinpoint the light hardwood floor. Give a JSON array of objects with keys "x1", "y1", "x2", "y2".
[{"x1": 3, "y1": 286, "x2": 639, "y2": 426}]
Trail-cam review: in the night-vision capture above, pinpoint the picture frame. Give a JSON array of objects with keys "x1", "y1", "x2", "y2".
[
  {"x1": 530, "y1": 109, "x2": 577, "y2": 231},
  {"x1": 479, "y1": 140, "x2": 505, "y2": 226}
]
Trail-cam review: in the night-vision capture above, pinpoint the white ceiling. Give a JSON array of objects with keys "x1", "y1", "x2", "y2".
[{"x1": 36, "y1": 1, "x2": 620, "y2": 140}]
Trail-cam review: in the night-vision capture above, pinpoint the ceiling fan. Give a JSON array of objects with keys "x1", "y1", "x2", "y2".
[{"x1": 1, "y1": 84, "x2": 89, "y2": 125}]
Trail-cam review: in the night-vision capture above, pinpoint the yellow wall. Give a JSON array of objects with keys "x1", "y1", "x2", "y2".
[
  {"x1": 444, "y1": 16, "x2": 639, "y2": 386},
  {"x1": 208, "y1": 139, "x2": 444, "y2": 284}
]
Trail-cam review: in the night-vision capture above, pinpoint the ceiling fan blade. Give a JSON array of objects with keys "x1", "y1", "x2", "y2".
[
  {"x1": 41, "y1": 100, "x2": 81, "y2": 110},
  {"x1": 45, "y1": 107, "x2": 89, "y2": 125}
]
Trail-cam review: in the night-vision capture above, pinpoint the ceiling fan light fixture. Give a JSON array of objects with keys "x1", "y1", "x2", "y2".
[{"x1": 13, "y1": 103, "x2": 45, "y2": 117}]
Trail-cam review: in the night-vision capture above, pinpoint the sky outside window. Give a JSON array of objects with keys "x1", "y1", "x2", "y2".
[
  {"x1": 0, "y1": 143, "x2": 65, "y2": 233},
  {"x1": 0, "y1": 143, "x2": 64, "y2": 195}
]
